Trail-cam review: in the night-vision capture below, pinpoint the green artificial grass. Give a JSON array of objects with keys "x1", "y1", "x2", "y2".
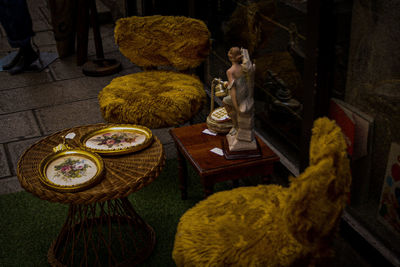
[{"x1": 0, "y1": 159, "x2": 251, "y2": 267}]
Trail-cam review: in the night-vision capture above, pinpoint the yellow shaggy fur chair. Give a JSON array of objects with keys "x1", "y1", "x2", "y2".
[
  {"x1": 98, "y1": 16, "x2": 210, "y2": 128},
  {"x1": 172, "y1": 117, "x2": 352, "y2": 266}
]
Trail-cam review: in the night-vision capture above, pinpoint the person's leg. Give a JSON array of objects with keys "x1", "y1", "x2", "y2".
[
  {"x1": 0, "y1": 0, "x2": 38, "y2": 73},
  {"x1": 0, "y1": 0, "x2": 34, "y2": 47}
]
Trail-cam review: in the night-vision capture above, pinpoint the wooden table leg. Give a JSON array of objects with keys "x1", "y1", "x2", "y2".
[
  {"x1": 262, "y1": 164, "x2": 275, "y2": 184},
  {"x1": 201, "y1": 176, "x2": 214, "y2": 198},
  {"x1": 177, "y1": 148, "x2": 188, "y2": 200},
  {"x1": 262, "y1": 175, "x2": 272, "y2": 184},
  {"x1": 89, "y1": 0, "x2": 104, "y2": 59},
  {"x1": 204, "y1": 184, "x2": 214, "y2": 198},
  {"x1": 232, "y1": 179, "x2": 240, "y2": 188},
  {"x1": 76, "y1": 0, "x2": 89, "y2": 66}
]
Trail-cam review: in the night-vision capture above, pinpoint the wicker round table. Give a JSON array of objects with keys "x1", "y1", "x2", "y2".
[{"x1": 17, "y1": 123, "x2": 165, "y2": 267}]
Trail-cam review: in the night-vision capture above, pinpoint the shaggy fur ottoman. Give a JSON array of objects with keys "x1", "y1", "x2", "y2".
[
  {"x1": 98, "y1": 71, "x2": 206, "y2": 128},
  {"x1": 115, "y1": 15, "x2": 210, "y2": 70}
]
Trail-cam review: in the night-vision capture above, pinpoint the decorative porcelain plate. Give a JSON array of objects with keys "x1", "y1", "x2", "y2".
[
  {"x1": 38, "y1": 149, "x2": 104, "y2": 192},
  {"x1": 80, "y1": 125, "x2": 153, "y2": 155}
]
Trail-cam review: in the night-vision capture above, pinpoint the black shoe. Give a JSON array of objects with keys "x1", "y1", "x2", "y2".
[
  {"x1": 2, "y1": 50, "x2": 22, "y2": 70},
  {"x1": 8, "y1": 47, "x2": 38, "y2": 75}
]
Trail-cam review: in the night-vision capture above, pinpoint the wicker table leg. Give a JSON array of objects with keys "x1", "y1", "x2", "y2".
[{"x1": 48, "y1": 197, "x2": 155, "y2": 266}]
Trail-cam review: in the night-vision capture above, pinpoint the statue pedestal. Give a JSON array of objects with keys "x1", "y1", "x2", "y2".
[{"x1": 222, "y1": 138, "x2": 262, "y2": 160}]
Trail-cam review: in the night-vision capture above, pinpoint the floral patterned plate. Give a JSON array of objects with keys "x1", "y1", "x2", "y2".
[
  {"x1": 79, "y1": 125, "x2": 153, "y2": 155},
  {"x1": 38, "y1": 149, "x2": 104, "y2": 192}
]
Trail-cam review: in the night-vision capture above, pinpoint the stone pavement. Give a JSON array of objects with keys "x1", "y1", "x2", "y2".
[{"x1": 0, "y1": 0, "x2": 181, "y2": 195}]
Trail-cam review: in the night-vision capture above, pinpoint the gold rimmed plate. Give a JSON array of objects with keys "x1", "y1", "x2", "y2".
[
  {"x1": 80, "y1": 125, "x2": 153, "y2": 155},
  {"x1": 38, "y1": 149, "x2": 104, "y2": 192}
]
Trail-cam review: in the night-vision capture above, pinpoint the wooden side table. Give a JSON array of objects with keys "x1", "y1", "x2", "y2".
[
  {"x1": 17, "y1": 123, "x2": 165, "y2": 266},
  {"x1": 169, "y1": 123, "x2": 280, "y2": 199}
]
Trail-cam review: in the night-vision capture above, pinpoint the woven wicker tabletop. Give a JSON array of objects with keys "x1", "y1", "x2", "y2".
[{"x1": 17, "y1": 123, "x2": 165, "y2": 205}]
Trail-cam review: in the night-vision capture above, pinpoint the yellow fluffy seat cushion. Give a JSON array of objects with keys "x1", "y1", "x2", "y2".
[
  {"x1": 172, "y1": 118, "x2": 351, "y2": 266},
  {"x1": 114, "y1": 15, "x2": 210, "y2": 70},
  {"x1": 98, "y1": 71, "x2": 206, "y2": 128}
]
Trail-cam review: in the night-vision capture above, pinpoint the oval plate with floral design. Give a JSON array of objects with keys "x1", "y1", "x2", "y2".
[
  {"x1": 38, "y1": 149, "x2": 104, "y2": 192},
  {"x1": 79, "y1": 125, "x2": 153, "y2": 155}
]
